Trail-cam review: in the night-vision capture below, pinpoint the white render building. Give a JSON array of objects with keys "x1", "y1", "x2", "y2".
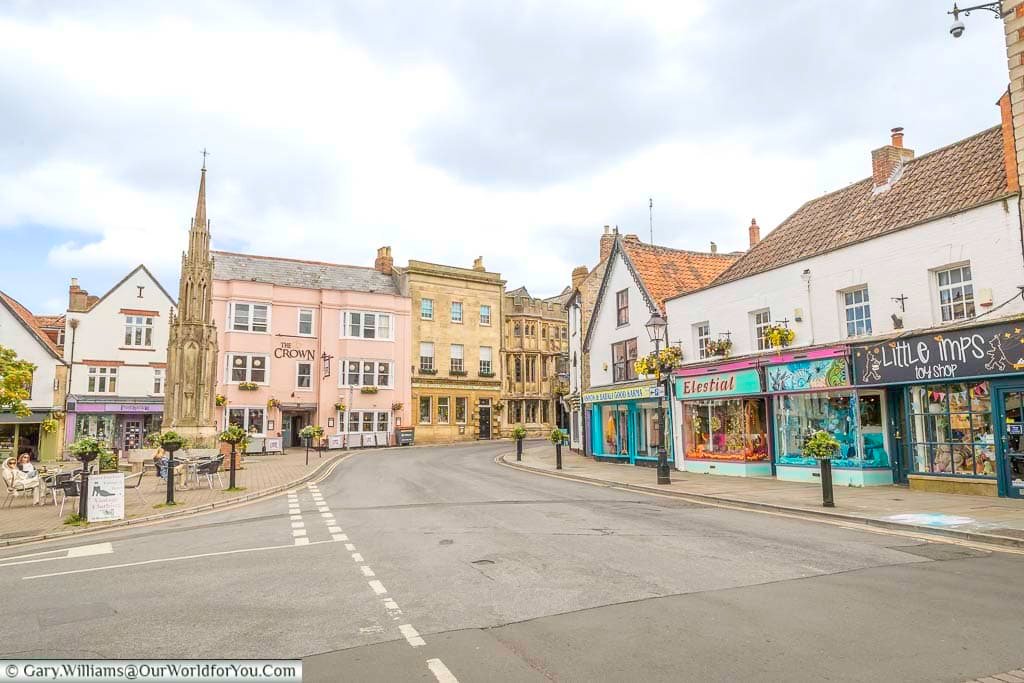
[
  {"x1": 666, "y1": 110, "x2": 1024, "y2": 498},
  {"x1": 63, "y1": 265, "x2": 176, "y2": 455}
]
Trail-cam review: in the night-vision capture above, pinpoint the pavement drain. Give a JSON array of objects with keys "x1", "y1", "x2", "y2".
[
  {"x1": 471, "y1": 559, "x2": 495, "y2": 565},
  {"x1": 439, "y1": 539, "x2": 454, "y2": 545}
]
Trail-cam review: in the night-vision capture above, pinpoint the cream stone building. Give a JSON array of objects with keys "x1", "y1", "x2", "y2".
[
  {"x1": 500, "y1": 286, "x2": 570, "y2": 437},
  {"x1": 394, "y1": 256, "x2": 505, "y2": 443}
]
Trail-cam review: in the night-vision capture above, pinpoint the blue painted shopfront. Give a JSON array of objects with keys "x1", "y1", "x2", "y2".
[
  {"x1": 585, "y1": 381, "x2": 673, "y2": 465},
  {"x1": 767, "y1": 348, "x2": 894, "y2": 487}
]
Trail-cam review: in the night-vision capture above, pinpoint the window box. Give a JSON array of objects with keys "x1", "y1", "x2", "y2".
[
  {"x1": 238, "y1": 382, "x2": 259, "y2": 391},
  {"x1": 360, "y1": 386, "x2": 379, "y2": 394},
  {"x1": 479, "y1": 371, "x2": 496, "y2": 378},
  {"x1": 419, "y1": 368, "x2": 438, "y2": 375},
  {"x1": 449, "y1": 370, "x2": 468, "y2": 377}
]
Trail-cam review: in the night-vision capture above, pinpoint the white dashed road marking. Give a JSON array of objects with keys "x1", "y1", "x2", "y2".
[
  {"x1": 368, "y1": 580, "x2": 387, "y2": 595},
  {"x1": 352, "y1": 553, "x2": 364, "y2": 562},
  {"x1": 328, "y1": 526, "x2": 343, "y2": 533},
  {"x1": 333, "y1": 534, "x2": 349, "y2": 542},
  {"x1": 345, "y1": 544, "x2": 355, "y2": 551},
  {"x1": 427, "y1": 658, "x2": 459, "y2": 683},
  {"x1": 399, "y1": 624, "x2": 425, "y2": 647},
  {"x1": 360, "y1": 566, "x2": 375, "y2": 577}
]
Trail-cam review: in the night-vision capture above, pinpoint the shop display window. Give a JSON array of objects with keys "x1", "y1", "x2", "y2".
[
  {"x1": 0, "y1": 425, "x2": 14, "y2": 459},
  {"x1": 75, "y1": 414, "x2": 116, "y2": 445},
  {"x1": 600, "y1": 405, "x2": 629, "y2": 455},
  {"x1": 907, "y1": 382, "x2": 995, "y2": 477},
  {"x1": 773, "y1": 391, "x2": 889, "y2": 468},
  {"x1": 684, "y1": 399, "x2": 768, "y2": 462},
  {"x1": 636, "y1": 403, "x2": 663, "y2": 457}
]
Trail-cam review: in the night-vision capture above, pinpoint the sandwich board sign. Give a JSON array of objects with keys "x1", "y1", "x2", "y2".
[{"x1": 87, "y1": 473, "x2": 125, "y2": 522}]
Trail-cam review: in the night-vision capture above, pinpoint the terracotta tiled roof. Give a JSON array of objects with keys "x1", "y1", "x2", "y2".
[
  {"x1": 619, "y1": 237, "x2": 740, "y2": 310},
  {"x1": 713, "y1": 125, "x2": 1011, "y2": 286},
  {"x1": 0, "y1": 291, "x2": 63, "y2": 358},
  {"x1": 34, "y1": 315, "x2": 65, "y2": 329}
]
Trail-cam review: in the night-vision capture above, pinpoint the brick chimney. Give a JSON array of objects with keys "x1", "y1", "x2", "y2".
[
  {"x1": 571, "y1": 266, "x2": 588, "y2": 291},
  {"x1": 68, "y1": 278, "x2": 89, "y2": 312},
  {"x1": 748, "y1": 218, "x2": 761, "y2": 248},
  {"x1": 472, "y1": 256, "x2": 485, "y2": 272},
  {"x1": 999, "y1": 89, "x2": 1020, "y2": 193},
  {"x1": 599, "y1": 225, "x2": 617, "y2": 261},
  {"x1": 871, "y1": 127, "x2": 914, "y2": 187},
  {"x1": 374, "y1": 246, "x2": 393, "y2": 275}
]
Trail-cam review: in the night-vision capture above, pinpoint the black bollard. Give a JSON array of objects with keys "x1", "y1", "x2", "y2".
[
  {"x1": 555, "y1": 442, "x2": 562, "y2": 470},
  {"x1": 229, "y1": 441, "x2": 237, "y2": 489},
  {"x1": 164, "y1": 442, "x2": 181, "y2": 505},
  {"x1": 516, "y1": 438, "x2": 523, "y2": 461},
  {"x1": 820, "y1": 458, "x2": 835, "y2": 507}
]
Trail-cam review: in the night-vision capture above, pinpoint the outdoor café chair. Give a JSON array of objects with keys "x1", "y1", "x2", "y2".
[
  {"x1": 2, "y1": 475, "x2": 37, "y2": 508},
  {"x1": 196, "y1": 456, "x2": 225, "y2": 489},
  {"x1": 56, "y1": 479, "x2": 81, "y2": 518},
  {"x1": 123, "y1": 470, "x2": 147, "y2": 505}
]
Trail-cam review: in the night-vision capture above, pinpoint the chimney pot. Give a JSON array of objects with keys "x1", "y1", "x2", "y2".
[
  {"x1": 891, "y1": 127, "x2": 904, "y2": 148},
  {"x1": 710, "y1": 241, "x2": 718, "y2": 254},
  {"x1": 872, "y1": 127, "x2": 914, "y2": 188},
  {"x1": 599, "y1": 225, "x2": 617, "y2": 261},
  {"x1": 748, "y1": 218, "x2": 761, "y2": 248},
  {"x1": 472, "y1": 256, "x2": 485, "y2": 272}
]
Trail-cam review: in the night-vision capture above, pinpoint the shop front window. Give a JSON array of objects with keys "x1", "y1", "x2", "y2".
[
  {"x1": 0, "y1": 425, "x2": 14, "y2": 459},
  {"x1": 600, "y1": 405, "x2": 629, "y2": 455},
  {"x1": 75, "y1": 414, "x2": 116, "y2": 445},
  {"x1": 684, "y1": 399, "x2": 769, "y2": 462},
  {"x1": 773, "y1": 391, "x2": 888, "y2": 468},
  {"x1": 908, "y1": 382, "x2": 994, "y2": 476}
]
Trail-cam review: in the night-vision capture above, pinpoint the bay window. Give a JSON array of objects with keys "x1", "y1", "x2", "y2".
[
  {"x1": 227, "y1": 407, "x2": 266, "y2": 434},
  {"x1": 230, "y1": 302, "x2": 269, "y2": 333},
  {"x1": 228, "y1": 354, "x2": 268, "y2": 383},
  {"x1": 340, "y1": 359, "x2": 393, "y2": 388}
]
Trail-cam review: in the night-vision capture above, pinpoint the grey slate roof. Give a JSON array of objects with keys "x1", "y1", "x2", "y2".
[{"x1": 212, "y1": 251, "x2": 399, "y2": 295}]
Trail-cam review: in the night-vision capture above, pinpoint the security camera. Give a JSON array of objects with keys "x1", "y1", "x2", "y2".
[{"x1": 950, "y1": 19, "x2": 965, "y2": 38}]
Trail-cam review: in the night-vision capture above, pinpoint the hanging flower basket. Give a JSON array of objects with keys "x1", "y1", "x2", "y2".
[
  {"x1": 763, "y1": 324, "x2": 795, "y2": 350},
  {"x1": 267, "y1": 398, "x2": 280, "y2": 408},
  {"x1": 215, "y1": 394, "x2": 227, "y2": 406},
  {"x1": 705, "y1": 338, "x2": 733, "y2": 358},
  {"x1": 334, "y1": 402, "x2": 346, "y2": 412},
  {"x1": 40, "y1": 417, "x2": 59, "y2": 434},
  {"x1": 238, "y1": 382, "x2": 259, "y2": 391},
  {"x1": 391, "y1": 402, "x2": 403, "y2": 412},
  {"x1": 633, "y1": 346, "x2": 684, "y2": 379}
]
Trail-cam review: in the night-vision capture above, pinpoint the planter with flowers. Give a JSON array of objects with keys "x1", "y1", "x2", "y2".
[
  {"x1": 763, "y1": 324, "x2": 795, "y2": 351},
  {"x1": 391, "y1": 402, "x2": 403, "y2": 412},
  {"x1": 216, "y1": 394, "x2": 227, "y2": 406},
  {"x1": 360, "y1": 386, "x2": 379, "y2": 395},
  {"x1": 804, "y1": 429, "x2": 840, "y2": 507},
  {"x1": 40, "y1": 416, "x2": 59, "y2": 434},
  {"x1": 238, "y1": 382, "x2": 258, "y2": 391},
  {"x1": 334, "y1": 402, "x2": 346, "y2": 412},
  {"x1": 705, "y1": 338, "x2": 733, "y2": 358},
  {"x1": 267, "y1": 398, "x2": 280, "y2": 409}
]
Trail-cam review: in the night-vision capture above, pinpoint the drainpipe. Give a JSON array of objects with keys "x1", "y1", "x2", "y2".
[{"x1": 801, "y1": 269, "x2": 815, "y2": 345}]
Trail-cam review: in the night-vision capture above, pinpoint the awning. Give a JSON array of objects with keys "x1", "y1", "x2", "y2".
[{"x1": 0, "y1": 410, "x2": 50, "y2": 425}]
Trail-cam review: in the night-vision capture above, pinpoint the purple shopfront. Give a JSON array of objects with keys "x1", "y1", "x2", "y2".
[{"x1": 65, "y1": 397, "x2": 165, "y2": 455}]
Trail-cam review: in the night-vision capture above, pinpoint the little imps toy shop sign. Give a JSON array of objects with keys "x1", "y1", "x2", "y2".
[{"x1": 852, "y1": 320, "x2": 1024, "y2": 385}]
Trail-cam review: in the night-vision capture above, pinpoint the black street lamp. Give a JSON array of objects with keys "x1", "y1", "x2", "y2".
[
  {"x1": 644, "y1": 313, "x2": 672, "y2": 485},
  {"x1": 947, "y1": 2, "x2": 1008, "y2": 38}
]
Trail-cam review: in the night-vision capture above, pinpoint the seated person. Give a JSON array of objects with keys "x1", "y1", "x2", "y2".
[
  {"x1": 17, "y1": 451, "x2": 37, "y2": 477},
  {"x1": 153, "y1": 447, "x2": 188, "y2": 488},
  {"x1": 3, "y1": 456, "x2": 42, "y2": 505}
]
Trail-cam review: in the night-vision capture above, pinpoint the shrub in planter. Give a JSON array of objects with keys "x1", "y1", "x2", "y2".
[
  {"x1": 69, "y1": 436, "x2": 110, "y2": 469},
  {"x1": 219, "y1": 424, "x2": 248, "y2": 448},
  {"x1": 511, "y1": 425, "x2": 527, "y2": 440},
  {"x1": 705, "y1": 338, "x2": 733, "y2": 358},
  {"x1": 99, "y1": 451, "x2": 119, "y2": 471},
  {"x1": 549, "y1": 428, "x2": 564, "y2": 445},
  {"x1": 157, "y1": 431, "x2": 187, "y2": 451},
  {"x1": 299, "y1": 425, "x2": 325, "y2": 445},
  {"x1": 238, "y1": 382, "x2": 259, "y2": 391}
]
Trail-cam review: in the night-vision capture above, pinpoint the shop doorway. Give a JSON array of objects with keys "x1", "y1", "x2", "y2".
[
  {"x1": 887, "y1": 391, "x2": 909, "y2": 484},
  {"x1": 283, "y1": 413, "x2": 307, "y2": 448},
  {"x1": 479, "y1": 400, "x2": 491, "y2": 439},
  {"x1": 996, "y1": 386, "x2": 1024, "y2": 498},
  {"x1": 122, "y1": 419, "x2": 143, "y2": 451}
]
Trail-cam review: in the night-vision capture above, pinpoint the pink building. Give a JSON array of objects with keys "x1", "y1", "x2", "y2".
[{"x1": 211, "y1": 251, "x2": 412, "y2": 448}]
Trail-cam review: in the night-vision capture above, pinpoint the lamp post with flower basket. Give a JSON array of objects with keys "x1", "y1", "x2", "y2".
[
  {"x1": 299, "y1": 425, "x2": 324, "y2": 466},
  {"x1": 219, "y1": 424, "x2": 248, "y2": 490},
  {"x1": 637, "y1": 314, "x2": 683, "y2": 485},
  {"x1": 511, "y1": 425, "x2": 527, "y2": 461},
  {"x1": 68, "y1": 436, "x2": 110, "y2": 521},
  {"x1": 804, "y1": 430, "x2": 840, "y2": 507},
  {"x1": 157, "y1": 431, "x2": 186, "y2": 505}
]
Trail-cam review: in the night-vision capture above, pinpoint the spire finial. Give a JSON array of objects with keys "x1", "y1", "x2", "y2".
[{"x1": 200, "y1": 147, "x2": 210, "y2": 171}]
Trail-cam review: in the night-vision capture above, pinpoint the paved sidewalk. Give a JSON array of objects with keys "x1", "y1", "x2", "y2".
[
  {"x1": 0, "y1": 447, "x2": 344, "y2": 544},
  {"x1": 505, "y1": 445, "x2": 1024, "y2": 548}
]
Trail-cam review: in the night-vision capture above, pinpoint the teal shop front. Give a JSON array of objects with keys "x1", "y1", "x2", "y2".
[
  {"x1": 768, "y1": 348, "x2": 894, "y2": 487},
  {"x1": 674, "y1": 362, "x2": 771, "y2": 478},
  {"x1": 584, "y1": 380, "x2": 671, "y2": 466}
]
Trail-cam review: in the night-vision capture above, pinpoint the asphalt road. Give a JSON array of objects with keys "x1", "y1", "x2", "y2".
[{"x1": 0, "y1": 441, "x2": 1021, "y2": 682}]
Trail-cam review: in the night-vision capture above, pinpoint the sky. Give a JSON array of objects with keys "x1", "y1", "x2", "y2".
[{"x1": 0, "y1": 0, "x2": 1011, "y2": 312}]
